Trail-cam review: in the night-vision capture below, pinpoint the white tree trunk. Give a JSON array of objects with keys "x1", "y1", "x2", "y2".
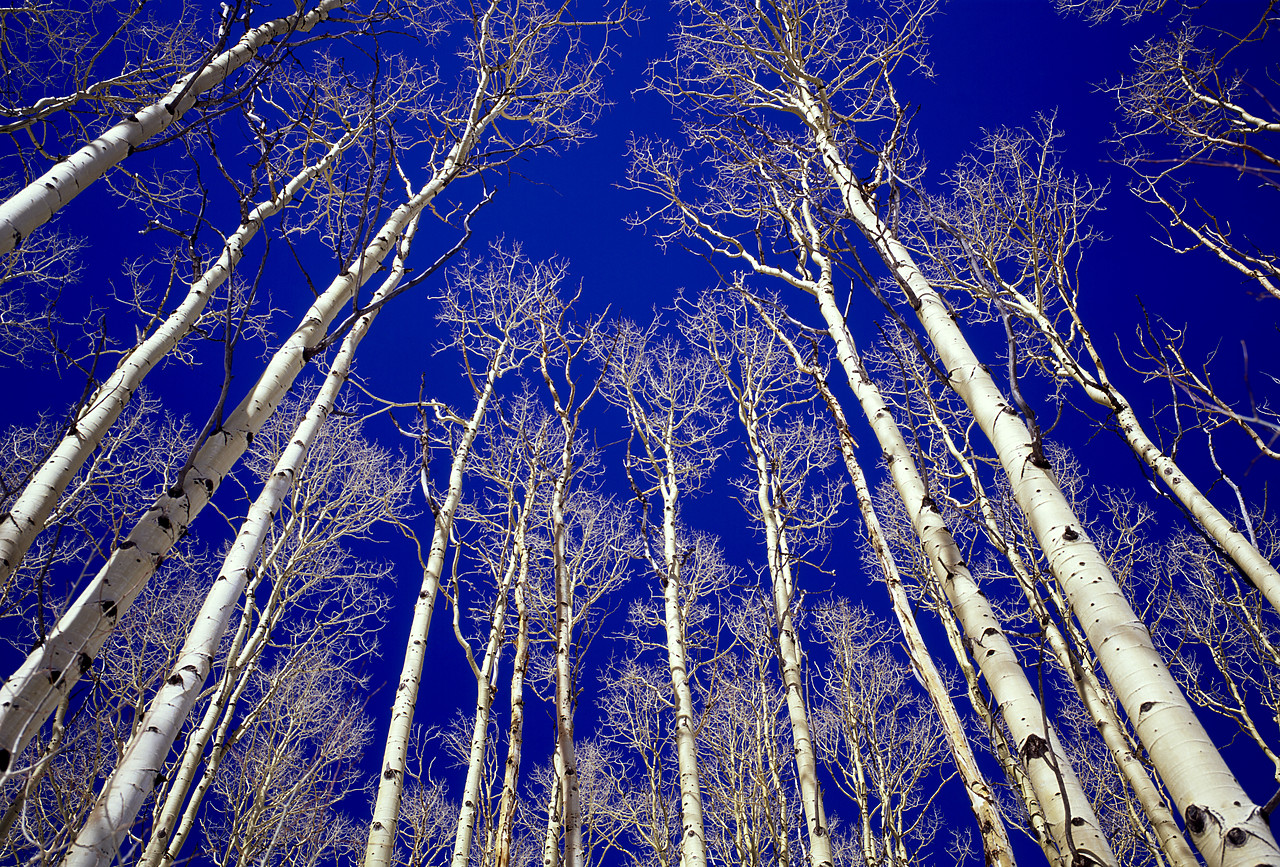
[
  {"x1": 64, "y1": 214, "x2": 422, "y2": 867},
  {"x1": 737, "y1": 400, "x2": 835, "y2": 867},
  {"x1": 919, "y1": 374, "x2": 1198, "y2": 867},
  {"x1": 659, "y1": 462, "x2": 710, "y2": 867},
  {"x1": 808, "y1": 283, "x2": 1115, "y2": 867},
  {"x1": 752, "y1": 297, "x2": 1017, "y2": 867},
  {"x1": 0, "y1": 129, "x2": 361, "y2": 589},
  {"x1": 494, "y1": 510, "x2": 533, "y2": 867},
  {"x1": 0, "y1": 94, "x2": 490, "y2": 782},
  {"x1": 0, "y1": 0, "x2": 349, "y2": 255},
  {"x1": 801, "y1": 91, "x2": 1280, "y2": 865},
  {"x1": 449, "y1": 479, "x2": 535, "y2": 867},
  {"x1": 361, "y1": 359, "x2": 507, "y2": 867}
]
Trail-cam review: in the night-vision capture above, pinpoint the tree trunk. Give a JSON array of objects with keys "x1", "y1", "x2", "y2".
[
  {"x1": 64, "y1": 214, "x2": 422, "y2": 867},
  {"x1": 0, "y1": 0, "x2": 349, "y2": 255},
  {"x1": 800, "y1": 91, "x2": 1280, "y2": 864},
  {"x1": 0, "y1": 129, "x2": 362, "y2": 589}
]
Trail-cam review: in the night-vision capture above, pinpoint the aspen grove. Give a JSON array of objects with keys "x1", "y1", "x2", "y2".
[{"x1": 0, "y1": 1, "x2": 1277, "y2": 866}]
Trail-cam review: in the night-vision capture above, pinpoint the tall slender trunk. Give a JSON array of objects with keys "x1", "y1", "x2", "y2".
[
  {"x1": 659, "y1": 454, "x2": 710, "y2": 867},
  {"x1": 0, "y1": 144, "x2": 475, "y2": 780},
  {"x1": 807, "y1": 280, "x2": 1113, "y2": 867},
  {"x1": 916, "y1": 368, "x2": 1196, "y2": 867},
  {"x1": 64, "y1": 214, "x2": 423, "y2": 867},
  {"x1": 752, "y1": 297, "x2": 1017, "y2": 867},
  {"x1": 362, "y1": 348, "x2": 509, "y2": 867},
  {"x1": 736, "y1": 395, "x2": 834, "y2": 867},
  {"x1": 799, "y1": 89, "x2": 1280, "y2": 866},
  {"x1": 0, "y1": 130, "x2": 362, "y2": 589},
  {"x1": 550, "y1": 457, "x2": 584, "y2": 867},
  {"x1": 0, "y1": 0, "x2": 349, "y2": 255},
  {"x1": 450, "y1": 477, "x2": 536, "y2": 867},
  {"x1": 493, "y1": 511, "x2": 533, "y2": 867}
]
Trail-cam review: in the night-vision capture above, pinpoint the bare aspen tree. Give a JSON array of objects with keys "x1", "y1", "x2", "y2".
[
  {"x1": 0, "y1": 0, "x2": 355, "y2": 255},
  {"x1": 745, "y1": 295, "x2": 1016, "y2": 867},
  {"x1": 446, "y1": 453, "x2": 541, "y2": 867},
  {"x1": 483, "y1": 394, "x2": 559, "y2": 867},
  {"x1": 597, "y1": 532, "x2": 739, "y2": 866},
  {"x1": 0, "y1": 0, "x2": 617, "y2": 781},
  {"x1": 905, "y1": 118, "x2": 1280, "y2": 614},
  {"x1": 811, "y1": 600, "x2": 951, "y2": 866},
  {"x1": 534, "y1": 296, "x2": 627, "y2": 867},
  {"x1": 137, "y1": 400, "x2": 410, "y2": 867},
  {"x1": 596, "y1": 316, "x2": 729, "y2": 867},
  {"x1": 364, "y1": 246, "x2": 572, "y2": 866},
  {"x1": 688, "y1": 292, "x2": 843, "y2": 867},
  {"x1": 643, "y1": 0, "x2": 1280, "y2": 860},
  {"x1": 628, "y1": 127, "x2": 1110, "y2": 858},
  {"x1": 874, "y1": 324, "x2": 1197, "y2": 867},
  {"x1": 0, "y1": 99, "x2": 379, "y2": 594},
  {"x1": 64, "y1": 202, "x2": 427, "y2": 866}
]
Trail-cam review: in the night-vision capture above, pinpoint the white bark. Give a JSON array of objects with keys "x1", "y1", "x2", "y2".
[
  {"x1": 658, "y1": 478, "x2": 710, "y2": 867},
  {"x1": 449, "y1": 478, "x2": 535, "y2": 867},
  {"x1": 914, "y1": 364, "x2": 1197, "y2": 867},
  {"x1": 0, "y1": 144, "x2": 471, "y2": 782},
  {"x1": 0, "y1": 0, "x2": 350, "y2": 255},
  {"x1": 0, "y1": 129, "x2": 362, "y2": 590},
  {"x1": 63, "y1": 213, "x2": 422, "y2": 867},
  {"x1": 752, "y1": 300, "x2": 1017, "y2": 867},
  {"x1": 809, "y1": 284, "x2": 1115, "y2": 867},
  {"x1": 494, "y1": 506, "x2": 534, "y2": 867},
  {"x1": 361, "y1": 364, "x2": 504, "y2": 867},
  {"x1": 800, "y1": 90, "x2": 1280, "y2": 865}
]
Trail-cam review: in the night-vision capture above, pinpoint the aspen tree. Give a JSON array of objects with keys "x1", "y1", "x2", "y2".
[
  {"x1": 596, "y1": 317, "x2": 730, "y2": 867},
  {"x1": 0, "y1": 0, "x2": 614, "y2": 781},
  {"x1": 811, "y1": 600, "x2": 952, "y2": 866},
  {"x1": 364, "y1": 247, "x2": 569, "y2": 866},
  {"x1": 689, "y1": 294, "x2": 843, "y2": 867},
  {"x1": 485, "y1": 396, "x2": 557, "y2": 867},
  {"x1": 0, "y1": 121, "x2": 370, "y2": 593},
  {"x1": 745, "y1": 295, "x2": 1017, "y2": 867},
  {"x1": 535, "y1": 298, "x2": 619, "y2": 867},
  {"x1": 877, "y1": 325, "x2": 1197, "y2": 867},
  {"x1": 628, "y1": 136, "x2": 1112, "y2": 859},
  {"x1": 447, "y1": 461, "x2": 540, "y2": 867},
  {"x1": 138, "y1": 405, "x2": 409, "y2": 867},
  {"x1": 63, "y1": 207, "x2": 425, "y2": 867},
  {"x1": 0, "y1": 0, "x2": 354, "y2": 256},
  {"x1": 908, "y1": 119, "x2": 1280, "y2": 614},
  {"x1": 648, "y1": 0, "x2": 1280, "y2": 861}
]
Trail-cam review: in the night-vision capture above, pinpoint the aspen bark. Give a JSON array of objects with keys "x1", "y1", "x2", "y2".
[
  {"x1": 0, "y1": 43, "x2": 500, "y2": 781},
  {"x1": 449, "y1": 477, "x2": 535, "y2": 867},
  {"x1": 733, "y1": 389, "x2": 835, "y2": 867},
  {"x1": 800, "y1": 89, "x2": 1280, "y2": 864},
  {"x1": 808, "y1": 283, "x2": 1115, "y2": 867},
  {"x1": 751, "y1": 299, "x2": 1017, "y2": 867},
  {"x1": 361, "y1": 363, "x2": 505, "y2": 867},
  {"x1": 494, "y1": 515, "x2": 533, "y2": 867},
  {"x1": 912, "y1": 361, "x2": 1197, "y2": 867},
  {"x1": 0, "y1": 168, "x2": 460, "y2": 781},
  {"x1": 658, "y1": 473, "x2": 710, "y2": 867},
  {"x1": 0, "y1": 0, "x2": 350, "y2": 255},
  {"x1": 0, "y1": 129, "x2": 362, "y2": 590},
  {"x1": 63, "y1": 214, "x2": 422, "y2": 867}
]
